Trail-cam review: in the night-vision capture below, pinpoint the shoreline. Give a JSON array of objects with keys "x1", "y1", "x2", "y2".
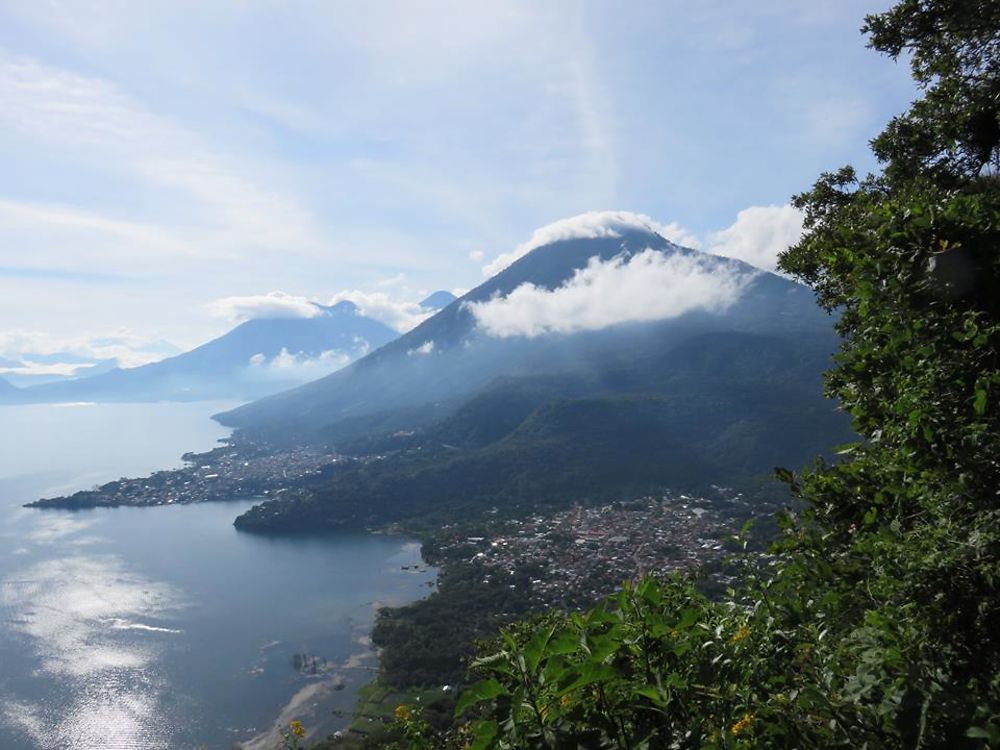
[
  {"x1": 240, "y1": 646, "x2": 376, "y2": 749},
  {"x1": 237, "y1": 623, "x2": 384, "y2": 749},
  {"x1": 241, "y1": 545, "x2": 438, "y2": 749}
]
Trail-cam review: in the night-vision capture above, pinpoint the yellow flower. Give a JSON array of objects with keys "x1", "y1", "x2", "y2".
[
  {"x1": 730, "y1": 625, "x2": 751, "y2": 643},
  {"x1": 289, "y1": 720, "x2": 305, "y2": 738},
  {"x1": 394, "y1": 704, "x2": 411, "y2": 722},
  {"x1": 730, "y1": 712, "x2": 754, "y2": 736},
  {"x1": 560, "y1": 694, "x2": 572, "y2": 708}
]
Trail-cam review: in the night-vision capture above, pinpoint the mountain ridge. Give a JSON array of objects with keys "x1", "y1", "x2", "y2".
[
  {"x1": 7, "y1": 301, "x2": 398, "y2": 403},
  {"x1": 216, "y1": 224, "x2": 831, "y2": 442}
]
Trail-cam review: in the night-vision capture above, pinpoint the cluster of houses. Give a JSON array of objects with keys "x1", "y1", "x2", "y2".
[
  {"x1": 441, "y1": 491, "x2": 743, "y2": 607},
  {"x1": 31, "y1": 447, "x2": 346, "y2": 508}
]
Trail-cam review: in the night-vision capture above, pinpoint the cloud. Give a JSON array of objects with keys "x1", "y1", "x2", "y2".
[
  {"x1": 472, "y1": 204, "x2": 807, "y2": 293},
  {"x1": 209, "y1": 288, "x2": 437, "y2": 332},
  {"x1": 375, "y1": 273, "x2": 407, "y2": 288},
  {"x1": 407, "y1": 340, "x2": 436, "y2": 356},
  {"x1": 328, "y1": 290, "x2": 434, "y2": 333},
  {"x1": 351, "y1": 336, "x2": 372, "y2": 358},
  {"x1": 707, "y1": 204, "x2": 804, "y2": 272},
  {"x1": 0, "y1": 199, "x2": 193, "y2": 259},
  {"x1": 468, "y1": 249, "x2": 756, "y2": 338},
  {"x1": 0, "y1": 330, "x2": 178, "y2": 369},
  {"x1": 208, "y1": 292, "x2": 322, "y2": 322},
  {"x1": 648, "y1": 221, "x2": 703, "y2": 251},
  {"x1": 0, "y1": 55, "x2": 325, "y2": 268},
  {"x1": 246, "y1": 347, "x2": 354, "y2": 381},
  {"x1": 480, "y1": 210, "x2": 701, "y2": 277},
  {"x1": 469, "y1": 249, "x2": 486, "y2": 262},
  {"x1": 0, "y1": 361, "x2": 93, "y2": 378}
]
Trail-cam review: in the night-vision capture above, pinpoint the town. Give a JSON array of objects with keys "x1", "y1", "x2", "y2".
[
  {"x1": 26, "y1": 445, "x2": 347, "y2": 509},
  {"x1": 431, "y1": 487, "x2": 750, "y2": 608}
]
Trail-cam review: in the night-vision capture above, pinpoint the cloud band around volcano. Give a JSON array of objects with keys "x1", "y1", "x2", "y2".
[{"x1": 467, "y1": 249, "x2": 756, "y2": 338}]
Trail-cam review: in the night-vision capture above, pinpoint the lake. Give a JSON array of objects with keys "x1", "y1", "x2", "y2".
[{"x1": 0, "y1": 402, "x2": 436, "y2": 749}]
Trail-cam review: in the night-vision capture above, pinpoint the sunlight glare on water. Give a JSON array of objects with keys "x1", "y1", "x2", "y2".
[
  {"x1": 0, "y1": 403, "x2": 436, "y2": 749},
  {"x1": 0, "y1": 555, "x2": 180, "y2": 749}
]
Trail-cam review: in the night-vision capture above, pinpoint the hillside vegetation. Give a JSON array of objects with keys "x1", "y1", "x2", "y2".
[{"x1": 234, "y1": 331, "x2": 850, "y2": 533}]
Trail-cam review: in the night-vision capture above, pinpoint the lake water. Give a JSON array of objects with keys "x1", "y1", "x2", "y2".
[{"x1": 0, "y1": 402, "x2": 436, "y2": 749}]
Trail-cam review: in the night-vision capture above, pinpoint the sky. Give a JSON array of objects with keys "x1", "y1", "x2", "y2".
[{"x1": 0, "y1": 0, "x2": 915, "y2": 364}]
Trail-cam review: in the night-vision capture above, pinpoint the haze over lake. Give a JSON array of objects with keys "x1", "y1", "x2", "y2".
[{"x1": 0, "y1": 402, "x2": 435, "y2": 750}]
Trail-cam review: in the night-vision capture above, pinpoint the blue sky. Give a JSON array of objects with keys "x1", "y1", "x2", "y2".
[{"x1": 0, "y1": 0, "x2": 914, "y2": 361}]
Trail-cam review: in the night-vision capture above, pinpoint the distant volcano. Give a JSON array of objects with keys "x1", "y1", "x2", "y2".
[
  {"x1": 7, "y1": 301, "x2": 398, "y2": 403},
  {"x1": 420, "y1": 290, "x2": 458, "y2": 310}
]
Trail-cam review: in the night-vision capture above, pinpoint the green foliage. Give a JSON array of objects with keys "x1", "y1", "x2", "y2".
[
  {"x1": 456, "y1": 577, "x2": 767, "y2": 749},
  {"x1": 863, "y1": 0, "x2": 1000, "y2": 182},
  {"x1": 444, "y1": 570, "x2": 948, "y2": 749},
  {"x1": 372, "y1": 557, "x2": 537, "y2": 687}
]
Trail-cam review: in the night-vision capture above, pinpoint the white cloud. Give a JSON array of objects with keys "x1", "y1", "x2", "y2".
[
  {"x1": 0, "y1": 55, "x2": 325, "y2": 268},
  {"x1": 271, "y1": 348, "x2": 344, "y2": 370},
  {"x1": 0, "y1": 329, "x2": 178, "y2": 368},
  {"x1": 328, "y1": 290, "x2": 434, "y2": 333},
  {"x1": 375, "y1": 273, "x2": 407, "y2": 288},
  {"x1": 0, "y1": 199, "x2": 193, "y2": 259},
  {"x1": 480, "y1": 210, "x2": 700, "y2": 277},
  {"x1": 246, "y1": 347, "x2": 353, "y2": 380},
  {"x1": 468, "y1": 249, "x2": 756, "y2": 338},
  {"x1": 0, "y1": 361, "x2": 88, "y2": 378},
  {"x1": 208, "y1": 288, "x2": 437, "y2": 333},
  {"x1": 407, "y1": 340, "x2": 436, "y2": 356},
  {"x1": 469, "y1": 249, "x2": 486, "y2": 262},
  {"x1": 707, "y1": 204, "x2": 804, "y2": 272},
  {"x1": 208, "y1": 292, "x2": 322, "y2": 322},
  {"x1": 352, "y1": 335, "x2": 372, "y2": 358},
  {"x1": 648, "y1": 220, "x2": 703, "y2": 251}
]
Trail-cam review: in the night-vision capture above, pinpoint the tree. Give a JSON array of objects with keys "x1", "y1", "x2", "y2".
[
  {"x1": 777, "y1": 0, "x2": 1000, "y2": 744},
  {"x1": 864, "y1": 0, "x2": 1000, "y2": 182}
]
